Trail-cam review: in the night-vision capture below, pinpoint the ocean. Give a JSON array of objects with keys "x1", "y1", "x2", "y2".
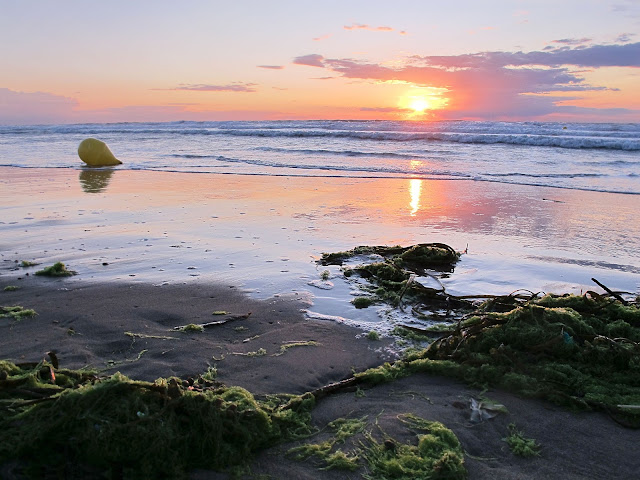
[
  {"x1": 1, "y1": 120, "x2": 639, "y2": 332},
  {"x1": 1, "y1": 120, "x2": 639, "y2": 195}
]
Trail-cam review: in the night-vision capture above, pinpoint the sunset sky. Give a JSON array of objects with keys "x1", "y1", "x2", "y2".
[{"x1": 1, "y1": 0, "x2": 639, "y2": 124}]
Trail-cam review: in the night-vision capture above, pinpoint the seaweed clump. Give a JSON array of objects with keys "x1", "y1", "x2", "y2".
[
  {"x1": 0, "y1": 360, "x2": 314, "y2": 478},
  {"x1": 420, "y1": 294, "x2": 640, "y2": 411},
  {"x1": 320, "y1": 244, "x2": 460, "y2": 270},
  {"x1": 35, "y1": 261, "x2": 77, "y2": 277},
  {"x1": 321, "y1": 243, "x2": 461, "y2": 309},
  {"x1": 0, "y1": 305, "x2": 37, "y2": 320},
  {"x1": 287, "y1": 413, "x2": 466, "y2": 478},
  {"x1": 364, "y1": 414, "x2": 466, "y2": 480},
  {"x1": 503, "y1": 423, "x2": 540, "y2": 458},
  {"x1": 352, "y1": 293, "x2": 640, "y2": 425}
]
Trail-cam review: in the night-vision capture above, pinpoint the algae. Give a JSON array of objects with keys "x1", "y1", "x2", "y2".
[
  {"x1": 0, "y1": 305, "x2": 37, "y2": 320},
  {"x1": 363, "y1": 416, "x2": 466, "y2": 480},
  {"x1": 349, "y1": 293, "x2": 640, "y2": 425},
  {"x1": 179, "y1": 323, "x2": 204, "y2": 332},
  {"x1": 321, "y1": 243, "x2": 464, "y2": 310},
  {"x1": 367, "y1": 331, "x2": 381, "y2": 341},
  {"x1": 503, "y1": 423, "x2": 540, "y2": 458},
  {"x1": 274, "y1": 341, "x2": 319, "y2": 357},
  {"x1": 3, "y1": 286, "x2": 19, "y2": 292},
  {"x1": 35, "y1": 261, "x2": 77, "y2": 277},
  {"x1": 320, "y1": 243, "x2": 460, "y2": 270},
  {"x1": 353, "y1": 296, "x2": 376, "y2": 309},
  {"x1": 20, "y1": 260, "x2": 39, "y2": 267},
  {"x1": 0, "y1": 360, "x2": 314, "y2": 478},
  {"x1": 287, "y1": 416, "x2": 366, "y2": 471},
  {"x1": 287, "y1": 411, "x2": 465, "y2": 478}
]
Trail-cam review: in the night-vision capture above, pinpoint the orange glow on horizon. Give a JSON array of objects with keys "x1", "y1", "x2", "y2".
[{"x1": 398, "y1": 90, "x2": 450, "y2": 120}]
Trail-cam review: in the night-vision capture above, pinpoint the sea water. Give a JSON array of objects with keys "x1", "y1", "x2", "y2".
[
  {"x1": 1, "y1": 120, "x2": 639, "y2": 194},
  {"x1": 1, "y1": 120, "x2": 639, "y2": 332}
]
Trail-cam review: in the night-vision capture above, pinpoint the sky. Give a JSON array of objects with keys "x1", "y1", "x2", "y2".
[{"x1": 1, "y1": 0, "x2": 640, "y2": 124}]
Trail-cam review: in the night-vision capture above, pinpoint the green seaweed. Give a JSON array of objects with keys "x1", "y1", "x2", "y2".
[
  {"x1": 287, "y1": 416, "x2": 366, "y2": 471},
  {"x1": 0, "y1": 360, "x2": 314, "y2": 478},
  {"x1": 179, "y1": 323, "x2": 204, "y2": 332},
  {"x1": 320, "y1": 244, "x2": 459, "y2": 270},
  {"x1": 321, "y1": 243, "x2": 463, "y2": 310},
  {"x1": 35, "y1": 261, "x2": 77, "y2": 277},
  {"x1": 274, "y1": 341, "x2": 319, "y2": 356},
  {"x1": 363, "y1": 417, "x2": 466, "y2": 480},
  {"x1": 367, "y1": 331, "x2": 381, "y2": 341},
  {"x1": 20, "y1": 260, "x2": 39, "y2": 267},
  {"x1": 352, "y1": 294, "x2": 640, "y2": 422},
  {"x1": 353, "y1": 296, "x2": 376, "y2": 309},
  {"x1": 322, "y1": 449, "x2": 360, "y2": 471},
  {"x1": 0, "y1": 305, "x2": 37, "y2": 320},
  {"x1": 503, "y1": 423, "x2": 540, "y2": 457},
  {"x1": 3, "y1": 286, "x2": 19, "y2": 292}
]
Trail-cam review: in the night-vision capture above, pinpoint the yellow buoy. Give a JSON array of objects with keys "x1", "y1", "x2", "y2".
[{"x1": 78, "y1": 138, "x2": 122, "y2": 166}]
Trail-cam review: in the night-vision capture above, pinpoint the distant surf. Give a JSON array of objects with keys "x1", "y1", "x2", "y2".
[{"x1": 1, "y1": 120, "x2": 639, "y2": 194}]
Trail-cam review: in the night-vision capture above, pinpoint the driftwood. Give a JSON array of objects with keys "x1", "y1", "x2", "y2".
[
  {"x1": 173, "y1": 312, "x2": 251, "y2": 331},
  {"x1": 592, "y1": 277, "x2": 628, "y2": 305},
  {"x1": 308, "y1": 376, "x2": 360, "y2": 400}
]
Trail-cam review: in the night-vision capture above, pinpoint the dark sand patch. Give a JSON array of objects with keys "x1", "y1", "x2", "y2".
[{"x1": 0, "y1": 276, "x2": 391, "y2": 394}]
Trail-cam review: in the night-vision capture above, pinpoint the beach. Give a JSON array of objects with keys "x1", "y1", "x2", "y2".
[{"x1": 2, "y1": 165, "x2": 640, "y2": 478}]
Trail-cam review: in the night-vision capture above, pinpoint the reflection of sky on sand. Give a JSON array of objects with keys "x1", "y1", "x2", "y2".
[{"x1": 2, "y1": 167, "x2": 639, "y2": 330}]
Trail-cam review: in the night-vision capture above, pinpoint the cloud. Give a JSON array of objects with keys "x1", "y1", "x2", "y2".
[
  {"x1": 167, "y1": 83, "x2": 257, "y2": 92},
  {"x1": 551, "y1": 37, "x2": 592, "y2": 46},
  {"x1": 293, "y1": 54, "x2": 326, "y2": 67},
  {"x1": 258, "y1": 65, "x2": 284, "y2": 70},
  {"x1": 344, "y1": 23, "x2": 393, "y2": 32},
  {"x1": 360, "y1": 106, "x2": 411, "y2": 113},
  {"x1": 0, "y1": 88, "x2": 78, "y2": 125},
  {"x1": 293, "y1": 42, "x2": 640, "y2": 119},
  {"x1": 616, "y1": 33, "x2": 636, "y2": 43},
  {"x1": 313, "y1": 33, "x2": 332, "y2": 41}
]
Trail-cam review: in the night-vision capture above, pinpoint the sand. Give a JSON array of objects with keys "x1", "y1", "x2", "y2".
[
  {"x1": 2, "y1": 167, "x2": 640, "y2": 478},
  {"x1": 2, "y1": 276, "x2": 639, "y2": 479}
]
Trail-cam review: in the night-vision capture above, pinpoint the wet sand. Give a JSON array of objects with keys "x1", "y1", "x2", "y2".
[
  {"x1": 2, "y1": 167, "x2": 640, "y2": 478},
  {"x1": 2, "y1": 276, "x2": 639, "y2": 479}
]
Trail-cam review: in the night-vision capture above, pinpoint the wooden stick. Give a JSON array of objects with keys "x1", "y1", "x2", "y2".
[
  {"x1": 173, "y1": 312, "x2": 251, "y2": 331},
  {"x1": 592, "y1": 278, "x2": 627, "y2": 305}
]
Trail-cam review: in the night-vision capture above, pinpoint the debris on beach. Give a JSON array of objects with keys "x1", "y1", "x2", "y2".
[
  {"x1": 77, "y1": 138, "x2": 122, "y2": 167},
  {"x1": 320, "y1": 243, "x2": 463, "y2": 317},
  {"x1": 286, "y1": 413, "x2": 466, "y2": 478},
  {"x1": 0, "y1": 359, "x2": 314, "y2": 478},
  {"x1": 321, "y1": 244, "x2": 640, "y2": 426},
  {"x1": 503, "y1": 423, "x2": 541, "y2": 458},
  {"x1": 0, "y1": 305, "x2": 37, "y2": 320},
  {"x1": 34, "y1": 261, "x2": 77, "y2": 277},
  {"x1": 173, "y1": 312, "x2": 251, "y2": 331}
]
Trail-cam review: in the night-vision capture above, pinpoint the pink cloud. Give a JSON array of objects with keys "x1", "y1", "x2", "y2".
[
  {"x1": 168, "y1": 83, "x2": 257, "y2": 92},
  {"x1": 293, "y1": 42, "x2": 640, "y2": 119},
  {"x1": 313, "y1": 33, "x2": 332, "y2": 41},
  {"x1": 293, "y1": 54, "x2": 325, "y2": 67},
  {"x1": 344, "y1": 23, "x2": 394, "y2": 32},
  {"x1": 0, "y1": 88, "x2": 77, "y2": 125},
  {"x1": 258, "y1": 65, "x2": 284, "y2": 70}
]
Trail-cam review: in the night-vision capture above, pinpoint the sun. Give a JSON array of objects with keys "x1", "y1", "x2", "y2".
[{"x1": 409, "y1": 97, "x2": 429, "y2": 113}]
